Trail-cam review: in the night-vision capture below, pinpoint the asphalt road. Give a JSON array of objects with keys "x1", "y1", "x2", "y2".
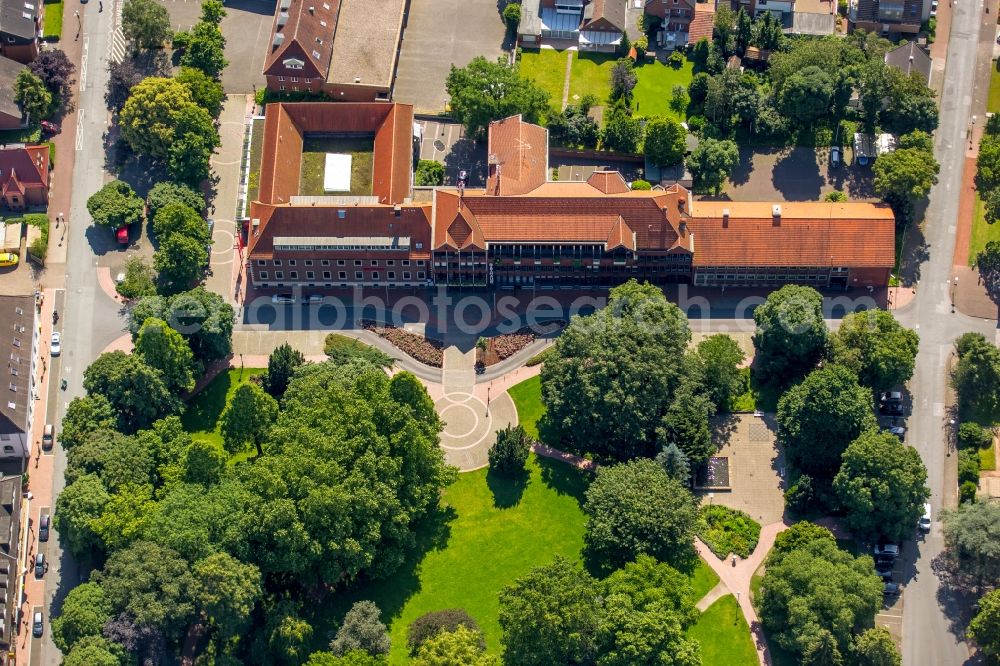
[{"x1": 895, "y1": 0, "x2": 997, "y2": 661}]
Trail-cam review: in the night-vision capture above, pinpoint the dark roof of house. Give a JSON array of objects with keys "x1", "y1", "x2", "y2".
[
  {"x1": 0, "y1": 0, "x2": 38, "y2": 41},
  {"x1": 0, "y1": 56, "x2": 25, "y2": 123},
  {"x1": 853, "y1": 0, "x2": 922, "y2": 25},
  {"x1": 0, "y1": 474, "x2": 22, "y2": 648},
  {"x1": 0, "y1": 295, "x2": 34, "y2": 437},
  {"x1": 583, "y1": 0, "x2": 627, "y2": 31},
  {"x1": 884, "y1": 41, "x2": 931, "y2": 84}
]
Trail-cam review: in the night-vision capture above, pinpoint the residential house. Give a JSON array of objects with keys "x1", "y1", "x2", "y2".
[
  {"x1": 0, "y1": 56, "x2": 26, "y2": 131},
  {"x1": 0, "y1": 144, "x2": 49, "y2": 209},
  {"x1": 0, "y1": 294, "x2": 38, "y2": 460},
  {"x1": 644, "y1": 0, "x2": 698, "y2": 48},
  {"x1": 246, "y1": 105, "x2": 895, "y2": 291},
  {"x1": 884, "y1": 40, "x2": 931, "y2": 86},
  {"x1": 0, "y1": 0, "x2": 41, "y2": 63},
  {"x1": 263, "y1": 0, "x2": 406, "y2": 101},
  {"x1": 849, "y1": 0, "x2": 921, "y2": 35},
  {"x1": 519, "y1": 0, "x2": 628, "y2": 52},
  {"x1": 0, "y1": 474, "x2": 23, "y2": 665}
]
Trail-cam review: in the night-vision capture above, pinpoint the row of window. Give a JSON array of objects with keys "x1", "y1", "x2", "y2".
[
  {"x1": 694, "y1": 273, "x2": 831, "y2": 284},
  {"x1": 276, "y1": 76, "x2": 312, "y2": 83},
  {"x1": 258, "y1": 271, "x2": 426, "y2": 281},
  {"x1": 256, "y1": 259, "x2": 424, "y2": 267}
]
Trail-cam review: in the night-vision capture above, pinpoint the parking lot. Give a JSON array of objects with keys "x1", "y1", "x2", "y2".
[
  {"x1": 392, "y1": 0, "x2": 508, "y2": 113},
  {"x1": 157, "y1": 0, "x2": 271, "y2": 92},
  {"x1": 725, "y1": 147, "x2": 877, "y2": 202}
]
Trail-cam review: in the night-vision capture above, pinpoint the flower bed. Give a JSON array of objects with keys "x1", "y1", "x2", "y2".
[
  {"x1": 361, "y1": 321, "x2": 444, "y2": 367},
  {"x1": 696, "y1": 504, "x2": 761, "y2": 559}
]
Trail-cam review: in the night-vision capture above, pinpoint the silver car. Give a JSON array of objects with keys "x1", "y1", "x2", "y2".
[{"x1": 50, "y1": 332, "x2": 61, "y2": 356}]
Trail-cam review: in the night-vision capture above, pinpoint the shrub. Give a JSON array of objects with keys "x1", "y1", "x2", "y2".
[
  {"x1": 631, "y1": 179, "x2": 652, "y2": 190},
  {"x1": 960, "y1": 480, "x2": 978, "y2": 504},
  {"x1": 116, "y1": 255, "x2": 156, "y2": 300},
  {"x1": 696, "y1": 504, "x2": 761, "y2": 558},
  {"x1": 489, "y1": 424, "x2": 532, "y2": 475},
  {"x1": 363, "y1": 323, "x2": 443, "y2": 367},
  {"x1": 668, "y1": 50, "x2": 685, "y2": 67},
  {"x1": 959, "y1": 448, "x2": 981, "y2": 485},
  {"x1": 824, "y1": 190, "x2": 847, "y2": 202},
  {"x1": 414, "y1": 160, "x2": 445, "y2": 187},
  {"x1": 525, "y1": 346, "x2": 556, "y2": 367},
  {"x1": 323, "y1": 333, "x2": 393, "y2": 368},
  {"x1": 502, "y1": 2, "x2": 521, "y2": 28},
  {"x1": 959, "y1": 422, "x2": 992, "y2": 450},
  {"x1": 784, "y1": 473, "x2": 815, "y2": 513},
  {"x1": 407, "y1": 609, "x2": 482, "y2": 654}
]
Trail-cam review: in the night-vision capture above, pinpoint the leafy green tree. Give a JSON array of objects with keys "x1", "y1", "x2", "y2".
[
  {"x1": 831, "y1": 310, "x2": 919, "y2": 391},
  {"x1": 330, "y1": 601, "x2": 391, "y2": 657},
  {"x1": 412, "y1": 626, "x2": 497, "y2": 666},
  {"x1": 958, "y1": 422, "x2": 992, "y2": 450},
  {"x1": 498, "y1": 556, "x2": 601, "y2": 666},
  {"x1": 135, "y1": 316, "x2": 197, "y2": 392},
  {"x1": 952, "y1": 332, "x2": 1000, "y2": 421},
  {"x1": 759, "y1": 537, "x2": 883, "y2": 660},
  {"x1": 116, "y1": 255, "x2": 157, "y2": 300},
  {"x1": 60, "y1": 395, "x2": 116, "y2": 450},
  {"x1": 265, "y1": 342, "x2": 306, "y2": 398},
  {"x1": 670, "y1": 84, "x2": 689, "y2": 114},
  {"x1": 65, "y1": 429, "x2": 154, "y2": 490},
  {"x1": 713, "y1": 6, "x2": 737, "y2": 56},
  {"x1": 692, "y1": 333, "x2": 745, "y2": 410},
  {"x1": 140, "y1": 479, "x2": 250, "y2": 561},
  {"x1": 14, "y1": 70, "x2": 51, "y2": 122},
  {"x1": 62, "y1": 635, "x2": 125, "y2": 666},
  {"x1": 752, "y1": 284, "x2": 827, "y2": 384},
  {"x1": 779, "y1": 66, "x2": 834, "y2": 126},
  {"x1": 941, "y1": 500, "x2": 1000, "y2": 588},
  {"x1": 122, "y1": 0, "x2": 171, "y2": 50},
  {"x1": 408, "y1": 610, "x2": 482, "y2": 655},
  {"x1": 644, "y1": 116, "x2": 686, "y2": 166},
  {"x1": 83, "y1": 351, "x2": 180, "y2": 432},
  {"x1": 771, "y1": 520, "x2": 836, "y2": 556},
  {"x1": 969, "y1": 589, "x2": 1000, "y2": 658},
  {"x1": 94, "y1": 540, "x2": 201, "y2": 636},
  {"x1": 146, "y1": 181, "x2": 205, "y2": 219},
  {"x1": 120, "y1": 77, "x2": 217, "y2": 159},
  {"x1": 55, "y1": 474, "x2": 111, "y2": 559},
  {"x1": 183, "y1": 439, "x2": 227, "y2": 485},
  {"x1": 200, "y1": 0, "x2": 226, "y2": 24},
  {"x1": 655, "y1": 442, "x2": 690, "y2": 482},
  {"x1": 28, "y1": 49, "x2": 75, "y2": 115},
  {"x1": 169, "y1": 128, "x2": 215, "y2": 185},
  {"x1": 154, "y1": 232, "x2": 208, "y2": 294},
  {"x1": 152, "y1": 202, "x2": 209, "y2": 246},
  {"x1": 657, "y1": 381, "x2": 715, "y2": 467},
  {"x1": 601, "y1": 106, "x2": 642, "y2": 153},
  {"x1": 688, "y1": 72, "x2": 710, "y2": 107},
  {"x1": 882, "y1": 92, "x2": 938, "y2": 135},
  {"x1": 751, "y1": 10, "x2": 783, "y2": 49},
  {"x1": 540, "y1": 280, "x2": 692, "y2": 460},
  {"x1": 610, "y1": 59, "x2": 637, "y2": 104},
  {"x1": 777, "y1": 365, "x2": 877, "y2": 480},
  {"x1": 977, "y1": 134, "x2": 1000, "y2": 193},
  {"x1": 735, "y1": 7, "x2": 752, "y2": 54},
  {"x1": 898, "y1": 130, "x2": 934, "y2": 153},
  {"x1": 414, "y1": 160, "x2": 445, "y2": 186},
  {"x1": 86, "y1": 180, "x2": 145, "y2": 230},
  {"x1": 873, "y1": 147, "x2": 939, "y2": 206},
  {"x1": 446, "y1": 56, "x2": 549, "y2": 139},
  {"x1": 180, "y1": 21, "x2": 228, "y2": 78},
  {"x1": 162, "y1": 287, "x2": 235, "y2": 362},
  {"x1": 488, "y1": 424, "x2": 532, "y2": 475},
  {"x1": 833, "y1": 430, "x2": 930, "y2": 543},
  {"x1": 193, "y1": 552, "x2": 262, "y2": 638},
  {"x1": 584, "y1": 458, "x2": 698, "y2": 570},
  {"x1": 265, "y1": 601, "x2": 315, "y2": 665},
  {"x1": 91, "y1": 483, "x2": 155, "y2": 551},
  {"x1": 687, "y1": 137, "x2": 739, "y2": 194},
  {"x1": 220, "y1": 383, "x2": 278, "y2": 457},
  {"x1": 851, "y1": 627, "x2": 901, "y2": 666},
  {"x1": 304, "y1": 652, "x2": 385, "y2": 666},
  {"x1": 51, "y1": 582, "x2": 112, "y2": 652}
]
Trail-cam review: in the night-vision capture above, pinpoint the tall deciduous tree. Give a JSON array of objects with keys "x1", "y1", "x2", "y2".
[
  {"x1": 122, "y1": 0, "x2": 171, "y2": 50},
  {"x1": 752, "y1": 284, "x2": 827, "y2": 384},
  {"x1": 154, "y1": 233, "x2": 208, "y2": 295},
  {"x1": 941, "y1": 500, "x2": 1000, "y2": 588},
  {"x1": 644, "y1": 116, "x2": 686, "y2": 167},
  {"x1": 60, "y1": 395, "x2": 116, "y2": 450},
  {"x1": 831, "y1": 310, "x2": 919, "y2": 391},
  {"x1": 265, "y1": 342, "x2": 306, "y2": 398},
  {"x1": 146, "y1": 181, "x2": 205, "y2": 219},
  {"x1": 713, "y1": 6, "x2": 737, "y2": 56},
  {"x1": 488, "y1": 424, "x2": 532, "y2": 475},
  {"x1": 120, "y1": 77, "x2": 218, "y2": 159},
  {"x1": 54, "y1": 474, "x2": 111, "y2": 559},
  {"x1": 952, "y1": 331, "x2": 1000, "y2": 421},
  {"x1": 220, "y1": 383, "x2": 278, "y2": 457},
  {"x1": 135, "y1": 316, "x2": 197, "y2": 392},
  {"x1": 833, "y1": 430, "x2": 930, "y2": 543},
  {"x1": 734, "y1": 7, "x2": 752, "y2": 55},
  {"x1": 779, "y1": 66, "x2": 834, "y2": 126},
  {"x1": 852, "y1": 627, "x2": 901, "y2": 666},
  {"x1": 28, "y1": 49, "x2": 75, "y2": 114},
  {"x1": 776, "y1": 364, "x2": 877, "y2": 479},
  {"x1": 446, "y1": 56, "x2": 549, "y2": 140},
  {"x1": 541, "y1": 280, "x2": 692, "y2": 460},
  {"x1": 411, "y1": 626, "x2": 498, "y2": 666},
  {"x1": 193, "y1": 552, "x2": 262, "y2": 639},
  {"x1": 50, "y1": 582, "x2": 112, "y2": 652},
  {"x1": 691, "y1": 333, "x2": 745, "y2": 410},
  {"x1": 180, "y1": 21, "x2": 228, "y2": 78},
  {"x1": 130, "y1": 287, "x2": 235, "y2": 363},
  {"x1": 583, "y1": 458, "x2": 698, "y2": 570},
  {"x1": 330, "y1": 601, "x2": 391, "y2": 657},
  {"x1": 62, "y1": 636, "x2": 125, "y2": 666},
  {"x1": 969, "y1": 589, "x2": 1000, "y2": 659},
  {"x1": 601, "y1": 106, "x2": 642, "y2": 153},
  {"x1": 152, "y1": 203, "x2": 210, "y2": 246},
  {"x1": 14, "y1": 70, "x2": 51, "y2": 122},
  {"x1": 86, "y1": 180, "x2": 145, "y2": 230},
  {"x1": 873, "y1": 147, "x2": 939, "y2": 206},
  {"x1": 687, "y1": 137, "x2": 739, "y2": 194},
  {"x1": 83, "y1": 351, "x2": 180, "y2": 432}
]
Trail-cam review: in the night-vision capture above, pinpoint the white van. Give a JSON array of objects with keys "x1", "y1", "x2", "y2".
[{"x1": 919, "y1": 503, "x2": 931, "y2": 532}]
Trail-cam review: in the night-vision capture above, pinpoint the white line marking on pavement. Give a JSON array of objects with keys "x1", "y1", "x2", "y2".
[
  {"x1": 79, "y1": 37, "x2": 89, "y2": 91},
  {"x1": 75, "y1": 109, "x2": 85, "y2": 151}
]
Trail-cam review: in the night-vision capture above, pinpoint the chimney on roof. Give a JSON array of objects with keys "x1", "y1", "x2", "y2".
[
  {"x1": 722, "y1": 207, "x2": 730, "y2": 227},
  {"x1": 772, "y1": 204, "x2": 781, "y2": 225}
]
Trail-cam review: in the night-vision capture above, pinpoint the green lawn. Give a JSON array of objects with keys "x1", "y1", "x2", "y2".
[
  {"x1": 568, "y1": 52, "x2": 616, "y2": 107},
  {"x1": 246, "y1": 117, "x2": 265, "y2": 205},
  {"x1": 689, "y1": 557, "x2": 720, "y2": 602},
  {"x1": 968, "y1": 196, "x2": 1000, "y2": 265},
  {"x1": 989, "y1": 67, "x2": 1000, "y2": 114},
  {"x1": 180, "y1": 368, "x2": 265, "y2": 448},
  {"x1": 687, "y1": 594, "x2": 758, "y2": 666},
  {"x1": 981, "y1": 442, "x2": 997, "y2": 471},
  {"x1": 43, "y1": 0, "x2": 63, "y2": 40},
  {"x1": 518, "y1": 48, "x2": 570, "y2": 107},
  {"x1": 508, "y1": 375, "x2": 544, "y2": 441},
  {"x1": 300, "y1": 137, "x2": 374, "y2": 197},
  {"x1": 632, "y1": 58, "x2": 694, "y2": 121},
  {"x1": 320, "y1": 454, "x2": 590, "y2": 663}
]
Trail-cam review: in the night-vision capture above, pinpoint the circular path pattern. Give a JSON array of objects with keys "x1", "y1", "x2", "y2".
[{"x1": 435, "y1": 390, "x2": 516, "y2": 471}]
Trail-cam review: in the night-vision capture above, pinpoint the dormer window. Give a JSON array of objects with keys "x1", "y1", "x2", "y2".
[{"x1": 283, "y1": 58, "x2": 305, "y2": 70}]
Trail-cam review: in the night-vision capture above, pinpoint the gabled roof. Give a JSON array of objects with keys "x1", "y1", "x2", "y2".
[
  {"x1": 582, "y1": 0, "x2": 627, "y2": 31},
  {"x1": 884, "y1": 41, "x2": 931, "y2": 85},
  {"x1": 687, "y1": 201, "x2": 896, "y2": 268},
  {"x1": 0, "y1": 56, "x2": 25, "y2": 123},
  {"x1": 0, "y1": 0, "x2": 37, "y2": 41},
  {"x1": 687, "y1": 3, "x2": 715, "y2": 44},
  {"x1": 486, "y1": 115, "x2": 548, "y2": 196},
  {"x1": 0, "y1": 144, "x2": 49, "y2": 192},
  {"x1": 263, "y1": 0, "x2": 339, "y2": 79},
  {"x1": 0, "y1": 295, "x2": 34, "y2": 437},
  {"x1": 587, "y1": 170, "x2": 630, "y2": 194}
]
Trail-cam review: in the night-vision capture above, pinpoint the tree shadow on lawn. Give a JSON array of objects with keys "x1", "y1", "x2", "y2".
[
  {"x1": 772, "y1": 147, "x2": 823, "y2": 201},
  {"x1": 536, "y1": 453, "x2": 591, "y2": 509},
  {"x1": 308, "y1": 502, "x2": 458, "y2": 651},
  {"x1": 486, "y1": 467, "x2": 530, "y2": 509}
]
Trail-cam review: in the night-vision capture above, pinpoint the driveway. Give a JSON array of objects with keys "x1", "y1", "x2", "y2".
[
  {"x1": 725, "y1": 147, "x2": 876, "y2": 202},
  {"x1": 156, "y1": 0, "x2": 271, "y2": 92},
  {"x1": 392, "y1": 0, "x2": 508, "y2": 113}
]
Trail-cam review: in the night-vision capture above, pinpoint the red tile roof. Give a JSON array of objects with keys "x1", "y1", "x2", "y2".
[
  {"x1": 687, "y1": 201, "x2": 896, "y2": 268},
  {"x1": 486, "y1": 115, "x2": 548, "y2": 196},
  {"x1": 0, "y1": 145, "x2": 48, "y2": 196},
  {"x1": 687, "y1": 3, "x2": 715, "y2": 44}
]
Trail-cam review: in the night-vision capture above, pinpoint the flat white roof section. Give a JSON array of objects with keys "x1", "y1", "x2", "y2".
[{"x1": 324, "y1": 153, "x2": 352, "y2": 192}]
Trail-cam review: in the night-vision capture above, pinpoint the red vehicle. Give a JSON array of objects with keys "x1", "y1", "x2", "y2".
[
  {"x1": 40, "y1": 121, "x2": 60, "y2": 136},
  {"x1": 116, "y1": 225, "x2": 129, "y2": 246}
]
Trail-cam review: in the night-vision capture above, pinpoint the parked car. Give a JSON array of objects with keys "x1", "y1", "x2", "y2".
[
  {"x1": 883, "y1": 582, "x2": 901, "y2": 596},
  {"x1": 875, "y1": 555, "x2": 894, "y2": 570},
  {"x1": 878, "y1": 569, "x2": 893, "y2": 582},
  {"x1": 831, "y1": 146, "x2": 841, "y2": 167},
  {"x1": 40, "y1": 120, "x2": 61, "y2": 136},
  {"x1": 42, "y1": 424, "x2": 54, "y2": 451},
  {"x1": 34, "y1": 553, "x2": 44, "y2": 578},
  {"x1": 885, "y1": 425, "x2": 906, "y2": 440},
  {"x1": 880, "y1": 401, "x2": 906, "y2": 416},
  {"x1": 32, "y1": 611, "x2": 42, "y2": 637},
  {"x1": 880, "y1": 391, "x2": 903, "y2": 404},
  {"x1": 930, "y1": 0, "x2": 938, "y2": 15},
  {"x1": 919, "y1": 503, "x2": 932, "y2": 532},
  {"x1": 874, "y1": 544, "x2": 900, "y2": 558},
  {"x1": 50, "y1": 332, "x2": 61, "y2": 356},
  {"x1": 271, "y1": 294, "x2": 294, "y2": 304},
  {"x1": 0, "y1": 252, "x2": 19, "y2": 268},
  {"x1": 302, "y1": 294, "x2": 324, "y2": 304},
  {"x1": 116, "y1": 225, "x2": 129, "y2": 246},
  {"x1": 39, "y1": 514, "x2": 49, "y2": 542}
]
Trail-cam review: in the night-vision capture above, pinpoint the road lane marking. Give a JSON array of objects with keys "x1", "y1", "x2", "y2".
[
  {"x1": 75, "y1": 109, "x2": 85, "y2": 151},
  {"x1": 79, "y1": 37, "x2": 89, "y2": 91}
]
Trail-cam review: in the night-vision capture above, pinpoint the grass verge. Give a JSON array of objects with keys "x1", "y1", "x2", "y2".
[
  {"x1": 508, "y1": 375, "x2": 544, "y2": 441},
  {"x1": 980, "y1": 443, "x2": 997, "y2": 471},
  {"x1": 689, "y1": 557, "x2": 720, "y2": 602},
  {"x1": 180, "y1": 367, "x2": 265, "y2": 448},
  {"x1": 43, "y1": 0, "x2": 63, "y2": 40},
  {"x1": 989, "y1": 67, "x2": 1000, "y2": 115},
  {"x1": 687, "y1": 594, "x2": 758, "y2": 666},
  {"x1": 968, "y1": 195, "x2": 1000, "y2": 266}
]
